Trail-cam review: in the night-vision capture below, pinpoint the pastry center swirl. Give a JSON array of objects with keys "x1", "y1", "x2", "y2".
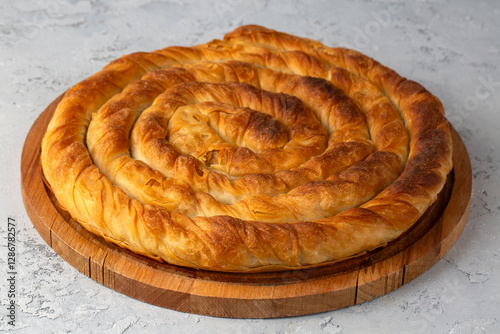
[{"x1": 149, "y1": 81, "x2": 328, "y2": 176}]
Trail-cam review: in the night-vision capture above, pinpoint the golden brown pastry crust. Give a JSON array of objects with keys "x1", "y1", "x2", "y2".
[{"x1": 41, "y1": 25, "x2": 453, "y2": 272}]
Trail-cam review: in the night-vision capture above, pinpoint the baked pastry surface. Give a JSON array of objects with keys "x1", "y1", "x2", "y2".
[{"x1": 41, "y1": 25, "x2": 453, "y2": 272}]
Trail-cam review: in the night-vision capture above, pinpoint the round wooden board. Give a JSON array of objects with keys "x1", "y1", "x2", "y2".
[{"x1": 21, "y1": 94, "x2": 472, "y2": 319}]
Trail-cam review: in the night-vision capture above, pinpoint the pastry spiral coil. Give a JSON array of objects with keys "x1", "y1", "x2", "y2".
[{"x1": 41, "y1": 25, "x2": 453, "y2": 272}]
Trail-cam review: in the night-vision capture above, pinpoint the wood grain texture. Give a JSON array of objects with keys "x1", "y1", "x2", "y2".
[{"x1": 21, "y1": 96, "x2": 472, "y2": 318}]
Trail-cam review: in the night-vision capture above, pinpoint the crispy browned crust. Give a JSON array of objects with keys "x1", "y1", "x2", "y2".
[{"x1": 41, "y1": 25, "x2": 452, "y2": 272}]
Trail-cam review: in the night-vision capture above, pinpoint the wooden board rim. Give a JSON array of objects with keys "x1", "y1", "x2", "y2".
[{"x1": 20, "y1": 94, "x2": 472, "y2": 318}]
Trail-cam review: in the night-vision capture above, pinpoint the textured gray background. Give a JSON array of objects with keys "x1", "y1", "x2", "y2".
[{"x1": 1, "y1": 0, "x2": 499, "y2": 333}]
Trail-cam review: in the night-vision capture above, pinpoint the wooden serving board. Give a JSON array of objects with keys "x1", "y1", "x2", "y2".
[{"x1": 21, "y1": 94, "x2": 472, "y2": 318}]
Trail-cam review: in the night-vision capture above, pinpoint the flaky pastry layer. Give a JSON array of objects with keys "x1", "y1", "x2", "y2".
[{"x1": 41, "y1": 25, "x2": 453, "y2": 272}]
